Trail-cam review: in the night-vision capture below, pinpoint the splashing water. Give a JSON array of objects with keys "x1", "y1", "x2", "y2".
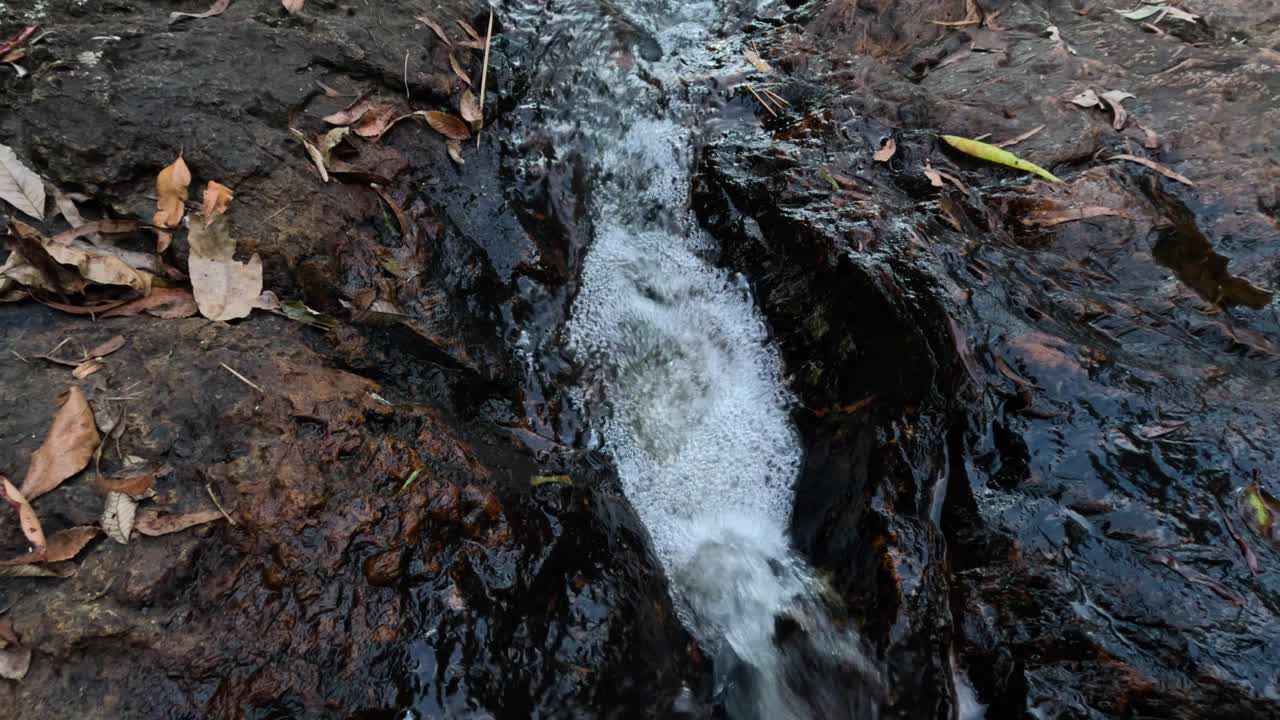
[{"x1": 508, "y1": 0, "x2": 885, "y2": 715}]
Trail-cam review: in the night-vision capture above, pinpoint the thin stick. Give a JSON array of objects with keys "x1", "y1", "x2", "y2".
[
  {"x1": 10, "y1": 350, "x2": 28, "y2": 363},
  {"x1": 745, "y1": 83, "x2": 778, "y2": 116},
  {"x1": 759, "y1": 87, "x2": 790, "y2": 107},
  {"x1": 219, "y1": 362, "x2": 262, "y2": 392},
  {"x1": 206, "y1": 482, "x2": 238, "y2": 526},
  {"x1": 477, "y1": 7, "x2": 494, "y2": 147},
  {"x1": 403, "y1": 49, "x2": 411, "y2": 101}
]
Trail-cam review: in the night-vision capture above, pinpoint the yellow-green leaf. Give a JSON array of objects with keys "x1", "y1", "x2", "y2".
[
  {"x1": 531, "y1": 474, "x2": 572, "y2": 488},
  {"x1": 1244, "y1": 483, "x2": 1273, "y2": 531},
  {"x1": 941, "y1": 134, "x2": 1062, "y2": 183}
]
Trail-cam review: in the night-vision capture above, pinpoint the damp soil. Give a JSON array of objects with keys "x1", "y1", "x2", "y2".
[{"x1": 1, "y1": 1, "x2": 1279, "y2": 718}]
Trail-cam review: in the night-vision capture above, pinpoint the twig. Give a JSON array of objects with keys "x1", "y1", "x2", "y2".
[
  {"x1": 10, "y1": 350, "x2": 28, "y2": 363},
  {"x1": 477, "y1": 7, "x2": 494, "y2": 147},
  {"x1": 403, "y1": 49, "x2": 411, "y2": 101},
  {"x1": 759, "y1": 87, "x2": 790, "y2": 107},
  {"x1": 744, "y1": 83, "x2": 778, "y2": 116},
  {"x1": 219, "y1": 362, "x2": 262, "y2": 392},
  {"x1": 205, "y1": 482, "x2": 238, "y2": 526}
]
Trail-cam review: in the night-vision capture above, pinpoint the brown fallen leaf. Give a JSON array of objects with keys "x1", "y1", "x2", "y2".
[
  {"x1": 317, "y1": 127, "x2": 349, "y2": 166},
  {"x1": 449, "y1": 53, "x2": 472, "y2": 87},
  {"x1": 1022, "y1": 206, "x2": 1131, "y2": 226},
  {"x1": 457, "y1": 18, "x2": 482, "y2": 43},
  {"x1": 134, "y1": 509, "x2": 224, "y2": 536},
  {"x1": 36, "y1": 298, "x2": 133, "y2": 316},
  {"x1": 281, "y1": 0, "x2": 304, "y2": 14},
  {"x1": 99, "y1": 287, "x2": 198, "y2": 319},
  {"x1": 1106, "y1": 154, "x2": 1194, "y2": 187},
  {"x1": 446, "y1": 141, "x2": 465, "y2": 166},
  {"x1": 353, "y1": 104, "x2": 402, "y2": 138},
  {"x1": 0, "y1": 614, "x2": 18, "y2": 646},
  {"x1": 1, "y1": 478, "x2": 45, "y2": 552},
  {"x1": 460, "y1": 89, "x2": 483, "y2": 131},
  {"x1": 0, "y1": 526, "x2": 98, "y2": 566},
  {"x1": 371, "y1": 185, "x2": 411, "y2": 242},
  {"x1": 20, "y1": 388, "x2": 99, "y2": 501},
  {"x1": 1099, "y1": 90, "x2": 1135, "y2": 130},
  {"x1": 88, "y1": 335, "x2": 126, "y2": 358},
  {"x1": 323, "y1": 96, "x2": 374, "y2": 126},
  {"x1": 50, "y1": 186, "x2": 86, "y2": 228},
  {"x1": 96, "y1": 465, "x2": 168, "y2": 496},
  {"x1": 4, "y1": 220, "x2": 86, "y2": 295},
  {"x1": 187, "y1": 217, "x2": 264, "y2": 322},
  {"x1": 743, "y1": 47, "x2": 771, "y2": 74},
  {"x1": 422, "y1": 111, "x2": 471, "y2": 141},
  {"x1": 170, "y1": 0, "x2": 231, "y2": 24},
  {"x1": 152, "y1": 154, "x2": 190, "y2": 233},
  {"x1": 994, "y1": 125, "x2": 1045, "y2": 148},
  {"x1": 201, "y1": 181, "x2": 234, "y2": 225},
  {"x1": 101, "y1": 491, "x2": 138, "y2": 545},
  {"x1": 873, "y1": 137, "x2": 897, "y2": 162},
  {"x1": 71, "y1": 359, "x2": 104, "y2": 379},
  {"x1": 290, "y1": 128, "x2": 330, "y2": 183},
  {"x1": 0, "y1": 142, "x2": 46, "y2": 221},
  {"x1": 417, "y1": 15, "x2": 452, "y2": 46},
  {"x1": 0, "y1": 647, "x2": 30, "y2": 681},
  {"x1": 0, "y1": 562, "x2": 76, "y2": 578},
  {"x1": 50, "y1": 219, "x2": 143, "y2": 246}
]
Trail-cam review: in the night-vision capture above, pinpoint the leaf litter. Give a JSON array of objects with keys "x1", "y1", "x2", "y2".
[
  {"x1": 187, "y1": 216, "x2": 264, "y2": 322},
  {"x1": 0, "y1": 142, "x2": 46, "y2": 220},
  {"x1": 21, "y1": 387, "x2": 100, "y2": 501}
]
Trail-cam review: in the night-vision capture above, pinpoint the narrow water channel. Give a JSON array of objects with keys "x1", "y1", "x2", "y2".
[{"x1": 507, "y1": 0, "x2": 883, "y2": 716}]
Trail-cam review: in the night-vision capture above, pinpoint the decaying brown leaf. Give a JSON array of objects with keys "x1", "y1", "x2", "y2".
[
  {"x1": 449, "y1": 53, "x2": 472, "y2": 87},
  {"x1": 0, "y1": 526, "x2": 98, "y2": 566},
  {"x1": 873, "y1": 137, "x2": 897, "y2": 162},
  {"x1": 135, "y1": 509, "x2": 224, "y2": 537},
  {"x1": 170, "y1": 0, "x2": 231, "y2": 24},
  {"x1": 422, "y1": 111, "x2": 471, "y2": 141},
  {"x1": 353, "y1": 104, "x2": 401, "y2": 138},
  {"x1": 1099, "y1": 90, "x2": 1135, "y2": 130},
  {"x1": 88, "y1": 335, "x2": 126, "y2": 358},
  {"x1": 101, "y1": 491, "x2": 138, "y2": 545},
  {"x1": 291, "y1": 128, "x2": 330, "y2": 183},
  {"x1": 187, "y1": 217, "x2": 264, "y2": 322},
  {"x1": 460, "y1": 89, "x2": 483, "y2": 131},
  {"x1": 282, "y1": 0, "x2": 304, "y2": 14},
  {"x1": 201, "y1": 181, "x2": 234, "y2": 225},
  {"x1": 51, "y1": 187, "x2": 86, "y2": 228},
  {"x1": 1106, "y1": 154, "x2": 1194, "y2": 186},
  {"x1": 417, "y1": 15, "x2": 452, "y2": 46},
  {"x1": 1, "y1": 478, "x2": 44, "y2": 552},
  {"x1": 1022, "y1": 206, "x2": 1132, "y2": 226},
  {"x1": 994, "y1": 125, "x2": 1045, "y2": 148},
  {"x1": 71, "y1": 359, "x2": 103, "y2": 379},
  {"x1": 100, "y1": 287, "x2": 199, "y2": 319},
  {"x1": 743, "y1": 47, "x2": 771, "y2": 74},
  {"x1": 0, "y1": 142, "x2": 45, "y2": 220},
  {"x1": 152, "y1": 154, "x2": 191, "y2": 232},
  {"x1": 21, "y1": 387, "x2": 100, "y2": 501},
  {"x1": 457, "y1": 18, "x2": 482, "y2": 43},
  {"x1": 447, "y1": 141, "x2": 465, "y2": 166},
  {"x1": 50, "y1": 219, "x2": 143, "y2": 246},
  {"x1": 96, "y1": 465, "x2": 168, "y2": 496},
  {"x1": 323, "y1": 96, "x2": 374, "y2": 126}
]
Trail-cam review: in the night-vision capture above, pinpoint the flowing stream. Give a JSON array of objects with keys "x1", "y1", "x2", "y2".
[{"x1": 508, "y1": 0, "x2": 883, "y2": 716}]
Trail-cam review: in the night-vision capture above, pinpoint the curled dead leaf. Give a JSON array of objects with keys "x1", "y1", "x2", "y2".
[
  {"x1": 96, "y1": 466, "x2": 168, "y2": 497},
  {"x1": 100, "y1": 287, "x2": 199, "y2": 319},
  {"x1": 417, "y1": 15, "x2": 452, "y2": 46},
  {"x1": 449, "y1": 53, "x2": 472, "y2": 87},
  {"x1": 88, "y1": 335, "x2": 126, "y2": 358},
  {"x1": 201, "y1": 181, "x2": 234, "y2": 225},
  {"x1": 21, "y1": 387, "x2": 100, "y2": 501},
  {"x1": 447, "y1": 141, "x2": 465, "y2": 166},
  {"x1": 323, "y1": 97, "x2": 374, "y2": 126},
  {"x1": 135, "y1": 509, "x2": 224, "y2": 536},
  {"x1": 459, "y1": 89, "x2": 483, "y2": 131},
  {"x1": 169, "y1": 0, "x2": 231, "y2": 24},
  {"x1": 0, "y1": 142, "x2": 46, "y2": 220},
  {"x1": 421, "y1": 111, "x2": 471, "y2": 141},
  {"x1": 1, "y1": 478, "x2": 44, "y2": 553},
  {"x1": 353, "y1": 104, "x2": 401, "y2": 138},
  {"x1": 873, "y1": 137, "x2": 897, "y2": 162},
  {"x1": 50, "y1": 219, "x2": 144, "y2": 246},
  {"x1": 71, "y1": 359, "x2": 104, "y2": 379},
  {"x1": 101, "y1": 491, "x2": 138, "y2": 545},
  {"x1": 291, "y1": 128, "x2": 330, "y2": 182},
  {"x1": 152, "y1": 154, "x2": 191, "y2": 230}
]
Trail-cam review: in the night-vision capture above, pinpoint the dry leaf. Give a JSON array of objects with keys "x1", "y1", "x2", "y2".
[
  {"x1": 201, "y1": 181, "x2": 234, "y2": 225},
  {"x1": 1106, "y1": 154, "x2": 1195, "y2": 186},
  {"x1": 51, "y1": 187, "x2": 86, "y2": 228},
  {"x1": 169, "y1": 0, "x2": 231, "y2": 24},
  {"x1": 460, "y1": 89, "x2": 483, "y2": 131},
  {"x1": 290, "y1": 128, "x2": 330, "y2": 183},
  {"x1": 422, "y1": 111, "x2": 471, "y2": 141},
  {"x1": 21, "y1": 388, "x2": 100, "y2": 501},
  {"x1": 0, "y1": 647, "x2": 30, "y2": 681},
  {"x1": 282, "y1": 0, "x2": 304, "y2": 14},
  {"x1": 323, "y1": 97, "x2": 374, "y2": 126},
  {"x1": 457, "y1": 19, "x2": 482, "y2": 42},
  {"x1": 72, "y1": 359, "x2": 104, "y2": 379},
  {"x1": 88, "y1": 335, "x2": 126, "y2": 358},
  {"x1": 449, "y1": 53, "x2": 472, "y2": 87},
  {"x1": 994, "y1": 125, "x2": 1045, "y2": 148},
  {"x1": 135, "y1": 509, "x2": 224, "y2": 536},
  {"x1": 0, "y1": 615, "x2": 18, "y2": 646},
  {"x1": 743, "y1": 47, "x2": 771, "y2": 74},
  {"x1": 95, "y1": 466, "x2": 167, "y2": 496},
  {"x1": 1071, "y1": 89, "x2": 1100, "y2": 108},
  {"x1": 447, "y1": 141, "x2": 465, "y2": 166},
  {"x1": 353, "y1": 104, "x2": 401, "y2": 138},
  {"x1": 873, "y1": 137, "x2": 897, "y2": 162},
  {"x1": 1099, "y1": 90, "x2": 1135, "y2": 130},
  {"x1": 318, "y1": 127, "x2": 349, "y2": 166},
  {"x1": 0, "y1": 563, "x2": 75, "y2": 578},
  {"x1": 0, "y1": 142, "x2": 46, "y2": 220},
  {"x1": 187, "y1": 217, "x2": 264, "y2": 321},
  {"x1": 0, "y1": 526, "x2": 98, "y2": 566},
  {"x1": 50, "y1": 219, "x2": 143, "y2": 246},
  {"x1": 152, "y1": 155, "x2": 191, "y2": 230},
  {"x1": 1, "y1": 478, "x2": 44, "y2": 552},
  {"x1": 417, "y1": 15, "x2": 452, "y2": 46},
  {"x1": 100, "y1": 287, "x2": 199, "y2": 319},
  {"x1": 101, "y1": 491, "x2": 137, "y2": 544},
  {"x1": 1022, "y1": 206, "x2": 1131, "y2": 226}
]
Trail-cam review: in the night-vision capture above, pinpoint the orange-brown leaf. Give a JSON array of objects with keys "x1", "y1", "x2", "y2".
[
  {"x1": 873, "y1": 138, "x2": 897, "y2": 162},
  {"x1": 416, "y1": 15, "x2": 452, "y2": 46},
  {"x1": 152, "y1": 155, "x2": 191, "y2": 229},
  {"x1": 0, "y1": 478, "x2": 44, "y2": 552},
  {"x1": 421, "y1": 111, "x2": 471, "y2": 141},
  {"x1": 460, "y1": 89, "x2": 482, "y2": 131},
  {"x1": 95, "y1": 466, "x2": 166, "y2": 496},
  {"x1": 0, "y1": 526, "x2": 97, "y2": 566},
  {"x1": 88, "y1": 335, "x2": 126, "y2": 358},
  {"x1": 201, "y1": 181, "x2": 234, "y2": 225},
  {"x1": 100, "y1": 287, "x2": 199, "y2": 319},
  {"x1": 20, "y1": 387, "x2": 100, "y2": 500},
  {"x1": 323, "y1": 97, "x2": 374, "y2": 126},
  {"x1": 135, "y1": 509, "x2": 224, "y2": 536},
  {"x1": 50, "y1": 219, "x2": 142, "y2": 246},
  {"x1": 449, "y1": 53, "x2": 472, "y2": 87}
]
